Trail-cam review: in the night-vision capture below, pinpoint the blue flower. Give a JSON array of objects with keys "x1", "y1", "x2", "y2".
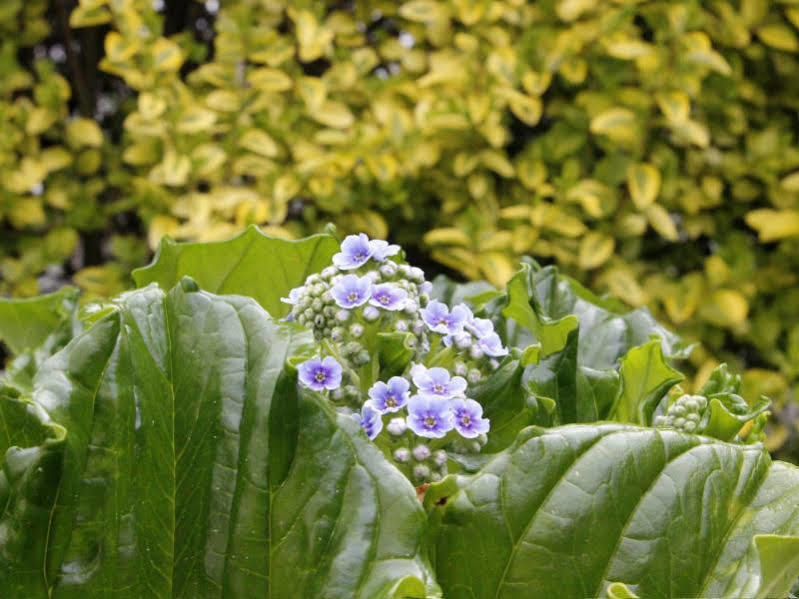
[
  {"x1": 331, "y1": 274, "x2": 372, "y2": 309},
  {"x1": 333, "y1": 234, "x2": 373, "y2": 270},
  {"x1": 406, "y1": 395, "x2": 454, "y2": 438},
  {"x1": 420, "y1": 300, "x2": 471, "y2": 334},
  {"x1": 368, "y1": 377, "x2": 410, "y2": 413},
  {"x1": 477, "y1": 332, "x2": 508, "y2": 357},
  {"x1": 359, "y1": 402, "x2": 383, "y2": 440},
  {"x1": 411, "y1": 364, "x2": 467, "y2": 399},
  {"x1": 466, "y1": 317, "x2": 495, "y2": 338},
  {"x1": 369, "y1": 239, "x2": 401, "y2": 261},
  {"x1": 369, "y1": 283, "x2": 408, "y2": 311},
  {"x1": 280, "y1": 287, "x2": 303, "y2": 305},
  {"x1": 450, "y1": 398, "x2": 490, "y2": 438},
  {"x1": 298, "y1": 356, "x2": 342, "y2": 391}
]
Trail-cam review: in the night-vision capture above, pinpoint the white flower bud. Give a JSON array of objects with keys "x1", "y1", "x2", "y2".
[
  {"x1": 489, "y1": 359, "x2": 500, "y2": 370},
  {"x1": 653, "y1": 415, "x2": 668, "y2": 427},
  {"x1": 314, "y1": 315, "x2": 326, "y2": 328},
  {"x1": 412, "y1": 444, "x2": 431, "y2": 461},
  {"x1": 454, "y1": 362, "x2": 467, "y2": 376},
  {"x1": 430, "y1": 472, "x2": 442, "y2": 482},
  {"x1": 432, "y1": 449, "x2": 447, "y2": 466},
  {"x1": 673, "y1": 417, "x2": 686, "y2": 428},
  {"x1": 330, "y1": 388, "x2": 344, "y2": 400},
  {"x1": 321, "y1": 266, "x2": 337, "y2": 279},
  {"x1": 306, "y1": 274, "x2": 321, "y2": 285},
  {"x1": 303, "y1": 308, "x2": 314, "y2": 320},
  {"x1": 336, "y1": 309, "x2": 351, "y2": 322},
  {"x1": 331, "y1": 327, "x2": 344, "y2": 341},
  {"x1": 419, "y1": 281, "x2": 433, "y2": 295},
  {"x1": 366, "y1": 270, "x2": 381, "y2": 282},
  {"x1": 395, "y1": 320, "x2": 409, "y2": 332},
  {"x1": 399, "y1": 264, "x2": 412, "y2": 277},
  {"x1": 412, "y1": 320, "x2": 425, "y2": 335},
  {"x1": 684, "y1": 421, "x2": 697, "y2": 432},
  {"x1": 469, "y1": 346, "x2": 484, "y2": 360},
  {"x1": 387, "y1": 417, "x2": 407, "y2": 436},
  {"x1": 344, "y1": 385, "x2": 359, "y2": 399},
  {"x1": 409, "y1": 267, "x2": 424, "y2": 282},
  {"x1": 379, "y1": 262, "x2": 397, "y2": 277},
  {"x1": 456, "y1": 334, "x2": 472, "y2": 349},
  {"x1": 413, "y1": 465, "x2": 430, "y2": 479},
  {"x1": 356, "y1": 350, "x2": 371, "y2": 365},
  {"x1": 363, "y1": 306, "x2": 380, "y2": 321},
  {"x1": 394, "y1": 448, "x2": 410, "y2": 463},
  {"x1": 311, "y1": 298, "x2": 323, "y2": 311},
  {"x1": 467, "y1": 369, "x2": 482, "y2": 383},
  {"x1": 403, "y1": 300, "x2": 419, "y2": 315},
  {"x1": 349, "y1": 323, "x2": 364, "y2": 338}
]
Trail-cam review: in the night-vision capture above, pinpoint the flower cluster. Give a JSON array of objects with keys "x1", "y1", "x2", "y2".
[
  {"x1": 421, "y1": 300, "x2": 508, "y2": 384},
  {"x1": 282, "y1": 235, "x2": 430, "y2": 363},
  {"x1": 291, "y1": 233, "x2": 502, "y2": 484},
  {"x1": 654, "y1": 394, "x2": 708, "y2": 433}
]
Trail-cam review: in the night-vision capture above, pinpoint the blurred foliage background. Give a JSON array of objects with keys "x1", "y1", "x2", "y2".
[{"x1": 2, "y1": 0, "x2": 799, "y2": 456}]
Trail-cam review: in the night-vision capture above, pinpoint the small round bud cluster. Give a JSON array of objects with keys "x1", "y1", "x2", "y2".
[
  {"x1": 449, "y1": 433, "x2": 489, "y2": 455},
  {"x1": 402, "y1": 443, "x2": 448, "y2": 484},
  {"x1": 654, "y1": 394, "x2": 708, "y2": 433},
  {"x1": 282, "y1": 254, "x2": 430, "y2": 361}
]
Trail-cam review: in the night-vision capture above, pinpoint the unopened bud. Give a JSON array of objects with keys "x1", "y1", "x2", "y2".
[
  {"x1": 394, "y1": 448, "x2": 410, "y2": 463},
  {"x1": 363, "y1": 306, "x2": 380, "y2": 321},
  {"x1": 432, "y1": 450, "x2": 447, "y2": 466},
  {"x1": 349, "y1": 323, "x2": 364, "y2": 338},
  {"x1": 469, "y1": 346, "x2": 484, "y2": 360},
  {"x1": 467, "y1": 369, "x2": 482, "y2": 383},
  {"x1": 412, "y1": 444, "x2": 431, "y2": 461},
  {"x1": 454, "y1": 362, "x2": 467, "y2": 376},
  {"x1": 387, "y1": 417, "x2": 407, "y2": 436},
  {"x1": 413, "y1": 465, "x2": 430, "y2": 480}
]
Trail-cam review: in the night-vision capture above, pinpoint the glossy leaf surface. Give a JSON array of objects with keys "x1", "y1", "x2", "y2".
[
  {"x1": 132, "y1": 226, "x2": 338, "y2": 317},
  {"x1": 428, "y1": 424, "x2": 799, "y2": 599},
  {"x1": 0, "y1": 281, "x2": 437, "y2": 598}
]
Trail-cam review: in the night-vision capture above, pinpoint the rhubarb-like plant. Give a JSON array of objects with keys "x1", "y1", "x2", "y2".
[{"x1": 1, "y1": 227, "x2": 798, "y2": 598}]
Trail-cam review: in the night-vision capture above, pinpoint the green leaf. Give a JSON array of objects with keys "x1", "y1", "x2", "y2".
[
  {"x1": 0, "y1": 281, "x2": 438, "y2": 597},
  {"x1": 752, "y1": 535, "x2": 799, "y2": 599},
  {"x1": 610, "y1": 339, "x2": 684, "y2": 425},
  {"x1": 0, "y1": 286, "x2": 78, "y2": 355},
  {"x1": 502, "y1": 263, "x2": 578, "y2": 357},
  {"x1": 525, "y1": 329, "x2": 621, "y2": 424},
  {"x1": 470, "y1": 359, "x2": 553, "y2": 453},
  {"x1": 428, "y1": 424, "x2": 799, "y2": 598},
  {"x1": 501, "y1": 260, "x2": 688, "y2": 366},
  {"x1": 132, "y1": 226, "x2": 338, "y2": 318}
]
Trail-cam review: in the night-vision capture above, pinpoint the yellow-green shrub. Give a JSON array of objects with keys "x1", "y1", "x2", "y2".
[{"x1": 4, "y1": 0, "x2": 799, "y2": 449}]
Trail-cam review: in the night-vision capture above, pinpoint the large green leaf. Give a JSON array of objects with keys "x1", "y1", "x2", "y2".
[
  {"x1": 0, "y1": 280, "x2": 437, "y2": 598},
  {"x1": 427, "y1": 424, "x2": 799, "y2": 599},
  {"x1": 609, "y1": 339, "x2": 684, "y2": 425},
  {"x1": 0, "y1": 286, "x2": 78, "y2": 355},
  {"x1": 132, "y1": 226, "x2": 338, "y2": 317},
  {"x1": 502, "y1": 260, "x2": 688, "y2": 365}
]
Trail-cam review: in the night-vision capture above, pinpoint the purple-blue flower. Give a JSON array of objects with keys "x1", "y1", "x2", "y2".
[
  {"x1": 370, "y1": 283, "x2": 408, "y2": 311},
  {"x1": 466, "y1": 317, "x2": 495, "y2": 338},
  {"x1": 280, "y1": 287, "x2": 303, "y2": 305},
  {"x1": 450, "y1": 398, "x2": 490, "y2": 438},
  {"x1": 359, "y1": 402, "x2": 383, "y2": 440},
  {"x1": 477, "y1": 332, "x2": 508, "y2": 357},
  {"x1": 298, "y1": 356, "x2": 342, "y2": 391},
  {"x1": 411, "y1": 364, "x2": 467, "y2": 399},
  {"x1": 369, "y1": 239, "x2": 400, "y2": 261},
  {"x1": 331, "y1": 274, "x2": 372, "y2": 309},
  {"x1": 406, "y1": 395, "x2": 454, "y2": 438},
  {"x1": 420, "y1": 300, "x2": 471, "y2": 334},
  {"x1": 368, "y1": 377, "x2": 410, "y2": 413},
  {"x1": 333, "y1": 234, "x2": 373, "y2": 270}
]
